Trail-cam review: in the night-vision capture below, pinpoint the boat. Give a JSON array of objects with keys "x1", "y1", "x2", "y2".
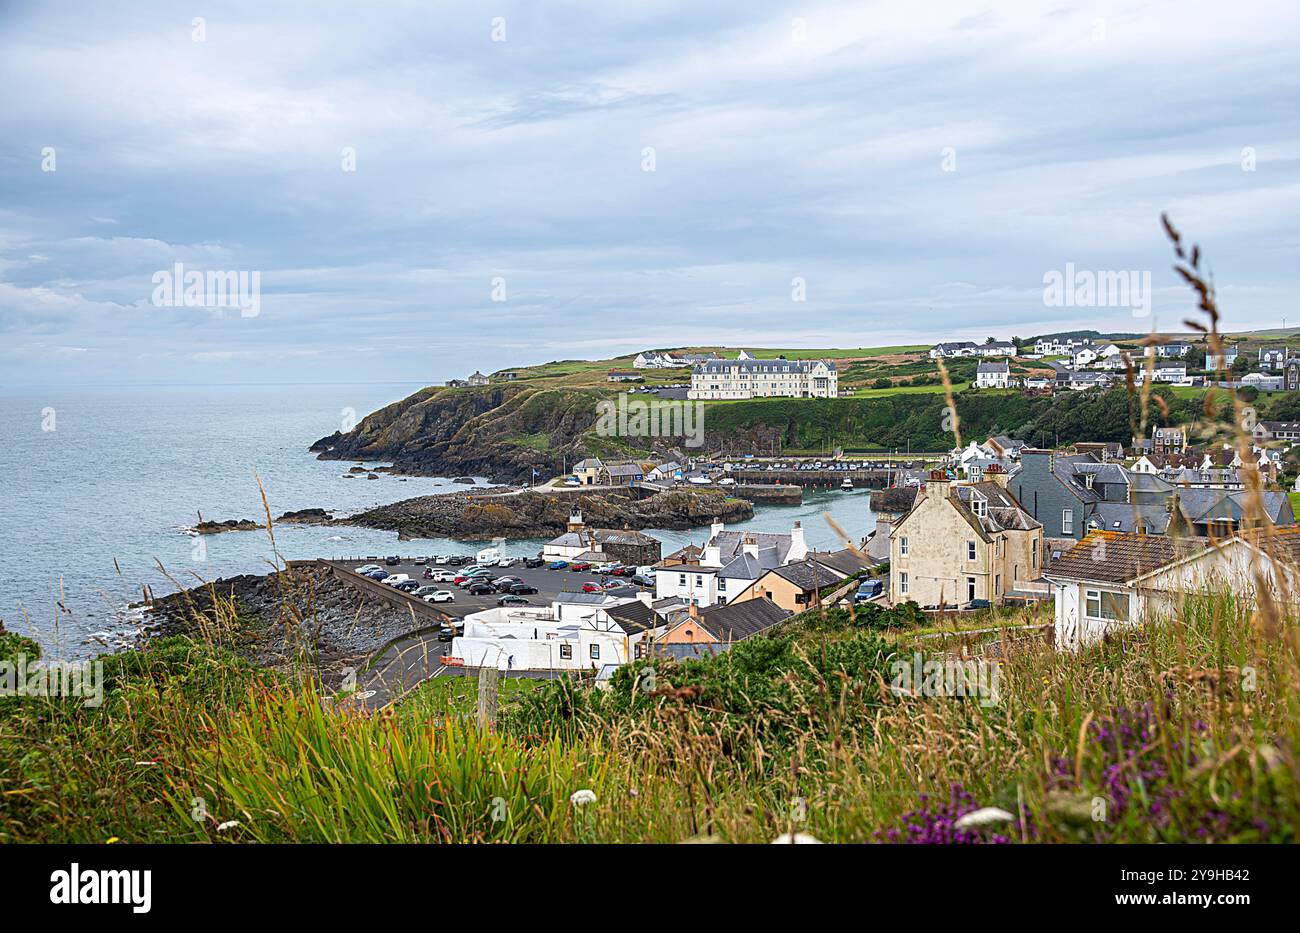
[
  {"x1": 688, "y1": 476, "x2": 713, "y2": 486},
  {"x1": 840, "y1": 478, "x2": 854, "y2": 490}
]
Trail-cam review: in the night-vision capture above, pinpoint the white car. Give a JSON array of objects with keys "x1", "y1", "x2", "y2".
[
  {"x1": 637, "y1": 565, "x2": 657, "y2": 578},
  {"x1": 381, "y1": 573, "x2": 410, "y2": 585},
  {"x1": 717, "y1": 477, "x2": 735, "y2": 486},
  {"x1": 593, "y1": 563, "x2": 619, "y2": 574},
  {"x1": 433, "y1": 555, "x2": 449, "y2": 565},
  {"x1": 423, "y1": 590, "x2": 455, "y2": 603},
  {"x1": 496, "y1": 557, "x2": 517, "y2": 568},
  {"x1": 431, "y1": 570, "x2": 458, "y2": 583},
  {"x1": 354, "y1": 564, "x2": 382, "y2": 574}
]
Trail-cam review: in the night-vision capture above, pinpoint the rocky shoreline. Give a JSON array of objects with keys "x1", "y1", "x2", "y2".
[
  {"x1": 190, "y1": 488, "x2": 752, "y2": 541},
  {"x1": 141, "y1": 563, "x2": 418, "y2": 687}
]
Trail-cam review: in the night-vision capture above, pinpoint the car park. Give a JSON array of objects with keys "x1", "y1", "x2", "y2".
[
  {"x1": 497, "y1": 595, "x2": 531, "y2": 606},
  {"x1": 569, "y1": 562, "x2": 592, "y2": 572},
  {"x1": 394, "y1": 580, "x2": 420, "y2": 593},
  {"x1": 414, "y1": 557, "x2": 428, "y2": 566},
  {"x1": 466, "y1": 582, "x2": 496, "y2": 596},
  {"x1": 547, "y1": 560, "x2": 569, "y2": 570},
  {"x1": 382, "y1": 573, "x2": 410, "y2": 585},
  {"x1": 522, "y1": 557, "x2": 545, "y2": 568},
  {"x1": 433, "y1": 555, "x2": 449, "y2": 565},
  {"x1": 385, "y1": 556, "x2": 400, "y2": 566},
  {"x1": 580, "y1": 581, "x2": 602, "y2": 593},
  {"x1": 496, "y1": 557, "x2": 517, "y2": 568},
  {"x1": 423, "y1": 590, "x2": 455, "y2": 603},
  {"x1": 509, "y1": 583, "x2": 538, "y2": 595},
  {"x1": 593, "y1": 563, "x2": 618, "y2": 574},
  {"x1": 353, "y1": 564, "x2": 382, "y2": 574},
  {"x1": 430, "y1": 570, "x2": 458, "y2": 582}
]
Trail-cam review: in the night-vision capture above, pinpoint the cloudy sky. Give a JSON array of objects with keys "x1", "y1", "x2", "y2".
[{"x1": 1, "y1": 0, "x2": 1297, "y2": 386}]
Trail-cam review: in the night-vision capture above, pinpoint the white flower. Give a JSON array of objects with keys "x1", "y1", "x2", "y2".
[
  {"x1": 771, "y1": 832, "x2": 823, "y2": 844},
  {"x1": 569, "y1": 789, "x2": 597, "y2": 807},
  {"x1": 953, "y1": 807, "x2": 1015, "y2": 830},
  {"x1": 216, "y1": 820, "x2": 241, "y2": 832}
]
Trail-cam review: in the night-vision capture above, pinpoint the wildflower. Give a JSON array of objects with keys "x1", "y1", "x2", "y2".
[
  {"x1": 105, "y1": 836, "x2": 120, "y2": 844},
  {"x1": 953, "y1": 807, "x2": 1016, "y2": 830},
  {"x1": 570, "y1": 789, "x2": 597, "y2": 807},
  {"x1": 771, "y1": 832, "x2": 822, "y2": 844},
  {"x1": 217, "y1": 820, "x2": 241, "y2": 832}
]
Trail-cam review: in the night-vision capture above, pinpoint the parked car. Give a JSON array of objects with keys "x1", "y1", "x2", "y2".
[
  {"x1": 431, "y1": 570, "x2": 458, "y2": 583},
  {"x1": 509, "y1": 583, "x2": 538, "y2": 595},
  {"x1": 636, "y1": 566, "x2": 656, "y2": 578},
  {"x1": 496, "y1": 557, "x2": 517, "y2": 568},
  {"x1": 385, "y1": 556, "x2": 401, "y2": 566},
  {"x1": 855, "y1": 579, "x2": 883, "y2": 600},
  {"x1": 612, "y1": 566, "x2": 636, "y2": 577},
  {"x1": 414, "y1": 558, "x2": 428, "y2": 566},
  {"x1": 466, "y1": 582, "x2": 496, "y2": 596},
  {"x1": 522, "y1": 557, "x2": 545, "y2": 568},
  {"x1": 423, "y1": 590, "x2": 455, "y2": 603},
  {"x1": 413, "y1": 585, "x2": 440, "y2": 597},
  {"x1": 492, "y1": 578, "x2": 522, "y2": 593},
  {"x1": 580, "y1": 581, "x2": 602, "y2": 593},
  {"x1": 382, "y1": 574, "x2": 410, "y2": 585},
  {"x1": 631, "y1": 574, "x2": 655, "y2": 587},
  {"x1": 593, "y1": 563, "x2": 619, "y2": 574},
  {"x1": 547, "y1": 560, "x2": 569, "y2": 570},
  {"x1": 569, "y1": 562, "x2": 592, "y2": 572},
  {"x1": 364, "y1": 570, "x2": 389, "y2": 581},
  {"x1": 601, "y1": 580, "x2": 623, "y2": 590},
  {"x1": 353, "y1": 564, "x2": 382, "y2": 574},
  {"x1": 497, "y1": 595, "x2": 531, "y2": 607},
  {"x1": 433, "y1": 555, "x2": 449, "y2": 565}
]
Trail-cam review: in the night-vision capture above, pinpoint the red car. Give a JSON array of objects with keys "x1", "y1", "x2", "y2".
[
  {"x1": 612, "y1": 566, "x2": 635, "y2": 576},
  {"x1": 581, "y1": 581, "x2": 602, "y2": 593},
  {"x1": 570, "y1": 562, "x2": 592, "y2": 572}
]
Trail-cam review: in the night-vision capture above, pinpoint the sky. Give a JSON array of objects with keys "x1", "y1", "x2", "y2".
[{"x1": 1, "y1": 0, "x2": 1298, "y2": 386}]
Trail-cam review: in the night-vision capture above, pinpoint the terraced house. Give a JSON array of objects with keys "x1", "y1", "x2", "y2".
[
  {"x1": 687, "y1": 358, "x2": 838, "y2": 400},
  {"x1": 889, "y1": 468, "x2": 1043, "y2": 608}
]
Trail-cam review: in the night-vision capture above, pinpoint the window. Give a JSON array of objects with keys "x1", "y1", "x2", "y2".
[
  {"x1": 967, "y1": 577, "x2": 977, "y2": 602},
  {"x1": 1084, "y1": 589, "x2": 1129, "y2": 621},
  {"x1": 995, "y1": 574, "x2": 1001, "y2": 595},
  {"x1": 559, "y1": 643, "x2": 573, "y2": 660},
  {"x1": 967, "y1": 541, "x2": 977, "y2": 561},
  {"x1": 589, "y1": 644, "x2": 601, "y2": 660},
  {"x1": 899, "y1": 536, "x2": 909, "y2": 557},
  {"x1": 899, "y1": 572, "x2": 909, "y2": 595},
  {"x1": 678, "y1": 573, "x2": 686, "y2": 585},
  {"x1": 634, "y1": 642, "x2": 644, "y2": 659},
  {"x1": 718, "y1": 578, "x2": 726, "y2": 591},
  {"x1": 972, "y1": 497, "x2": 986, "y2": 517},
  {"x1": 1062, "y1": 509, "x2": 1074, "y2": 534}
]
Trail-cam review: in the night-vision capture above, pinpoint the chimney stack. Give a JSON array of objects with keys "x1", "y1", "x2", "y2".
[
  {"x1": 789, "y1": 520, "x2": 808, "y2": 560},
  {"x1": 688, "y1": 600, "x2": 700, "y2": 620}
]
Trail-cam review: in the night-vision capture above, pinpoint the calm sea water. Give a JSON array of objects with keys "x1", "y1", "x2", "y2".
[{"x1": 0, "y1": 384, "x2": 875, "y2": 659}]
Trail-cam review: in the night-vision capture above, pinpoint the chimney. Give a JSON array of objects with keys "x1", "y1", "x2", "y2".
[
  {"x1": 743, "y1": 534, "x2": 759, "y2": 558},
  {"x1": 710, "y1": 517, "x2": 725, "y2": 540},
  {"x1": 789, "y1": 520, "x2": 807, "y2": 560},
  {"x1": 567, "y1": 507, "x2": 584, "y2": 533},
  {"x1": 926, "y1": 470, "x2": 951, "y2": 500},
  {"x1": 637, "y1": 590, "x2": 653, "y2": 608},
  {"x1": 688, "y1": 600, "x2": 700, "y2": 620},
  {"x1": 985, "y1": 463, "x2": 1009, "y2": 489}
]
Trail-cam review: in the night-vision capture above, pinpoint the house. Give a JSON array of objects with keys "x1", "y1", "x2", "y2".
[
  {"x1": 985, "y1": 435, "x2": 1028, "y2": 460},
  {"x1": 975, "y1": 340, "x2": 1018, "y2": 357},
  {"x1": 929, "y1": 341, "x2": 979, "y2": 359},
  {"x1": 1072, "y1": 345, "x2": 1100, "y2": 367},
  {"x1": 1253, "y1": 421, "x2": 1300, "y2": 443},
  {"x1": 658, "y1": 598, "x2": 791, "y2": 645},
  {"x1": 1133, "y1": 427, "x2": 1186, "y2": 454},
  {"x1": 975, "y1": 360, "x2": 1010, "y2": 389},
  {"x1": 889, "y1": 468, "x2": 1044, "y2": 608},
  {"x1": 1241, "y1": 372, "x2": 1284, "y2": 392},
  {"x1": 494, "y1": 371, "x2": 520, "y2": 381},
  {"x1": 599, "y1": 462, "x2": 644, "y2": 485},
  {"x1": 1134, "y1": 364, "x2": 1187, "y2": 384},
  {"x1": 1072, "y1": 441, "x2": 1124, "y2": 462},
  {"x1": 1259, "y1": 347, "x2": 1289, "y2": 370},
  {"x1": 1045, "y1": 529, "x2": 1300, "y2": 650},
  {"x1": 1034, "y1": 336, "x2": 1094, "y2": 356},
  {"x1": 1066, "y1": 371, "x2": 1115, "y2": 391},
  {"x1": 647, "y1": 461, "x2": 683, "y2": 483},
  {"x1": 688, "y1": 358, "x2": 838, "y2": 400},
  {"x1": 541, "y1": 509, "x2": 663, "y2": 565},
  {"x1": 1205, "y1": 346, "x2": 1239, "y2": 370},
  {"x1": 654, "y1": 519, "x2": 809, "y2": 607},
  {"x1": 445, "y1": 378, "x2": 469, "y2": 388},
  {"x1": 730, "y1": 558, "x2": 847, "y2": 613},
  {"x1": 607, "y1": 370, "x2": 643, "y2": 382},
  {"x1": 467, "y1": 371, "x2": 489, "y2": 386},
  {"x1": 1024, "y1": 376, "x2": 1054, "y2": 391},
  {"x1": 1008, "y1": 449, "x2": 1129, "y2": 545},
  {"x1": 571, "y1": 458, "x2": 604, "y2": 485},
  {"x1": 1155, "y1": 342, "x2": 1193, "y2": 358}
]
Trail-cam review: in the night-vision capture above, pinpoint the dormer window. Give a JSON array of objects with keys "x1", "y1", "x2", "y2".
[
  {"x1": 1084, "y1": 474, "x2": 1094, "y2": 489},
  {"x1": 971, "y1": 496, "x2": 987, "y2": 518}
]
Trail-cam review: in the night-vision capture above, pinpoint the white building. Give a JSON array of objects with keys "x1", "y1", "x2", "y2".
[
  {"x1": 688, "y1": 358, "x2": 837, "y2": 400},
  {"x1": 655, "y1": 519, "x2": 809, "y2": 607},
  {"x1": 1045, "y1": 531, "x2": 1300, "y2": 651},
  {"x1": 974, "y1": 360, "x2": 1010, "y2": 388}
]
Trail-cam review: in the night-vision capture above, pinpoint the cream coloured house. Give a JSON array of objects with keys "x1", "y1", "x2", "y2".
[
  {"x1": 688, "y1": 358, "x2": 838, "y2": 400},
  {"x1": 889, "y1": 468, "x2": 1044, "y2": 608}
]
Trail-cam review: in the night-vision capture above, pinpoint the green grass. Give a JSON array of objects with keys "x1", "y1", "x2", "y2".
[
  {"x1": 1288, "y1": 491, "x2": 1300, "y2": 516},
  {"x1": 402, "y1": 674, "x2": 546, "y2": 719},
  {"x1": 748, "y1": 345, "x2": 927, "y2": 360},
  {"x1": 849, "y1": 382, "x2": 967, "y2": 398}
]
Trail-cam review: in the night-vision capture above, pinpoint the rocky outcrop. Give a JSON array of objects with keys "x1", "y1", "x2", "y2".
[
  {"x1": 192, "y1": 508, "x2": 336, "y2": 534},
  {"x1": 309, "y1": 383, "x2": 671, "y2": 483},
  {"x1": 141, "y1": 564, "x2": 416, "y2": 686},
  {"x1": 346, "y1": 488, "x2": 753, "y2": 540}
]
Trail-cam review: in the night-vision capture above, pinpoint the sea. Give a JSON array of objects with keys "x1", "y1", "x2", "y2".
[{"x1": 0, "y1": 383, "x2": 876, "y2": 659}]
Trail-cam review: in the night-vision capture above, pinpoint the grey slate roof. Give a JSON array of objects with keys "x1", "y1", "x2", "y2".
[
  {"x1": 769, "y1": 559, "x2": 843, "y2": 590},
  {"x1": 692, "y1": 358, "x2": 837, "y2": 375},
  {"x1": 710, "y1": 530, "x2": 796, "y2": 564},
  {"x1": 695, "y1": 599, "x2": 792, "y2": 641}
]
